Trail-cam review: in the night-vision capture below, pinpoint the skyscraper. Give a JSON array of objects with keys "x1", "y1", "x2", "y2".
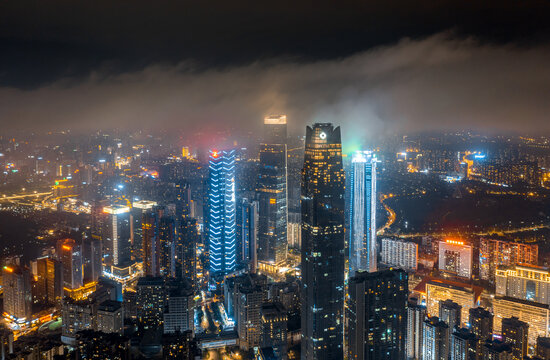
[
  {"x1": 422, "y1": 317, "x2": 449, "y2": 360},
  {"x1": 239, "y1": 198, "x2": 258, "y2": 272},
  {"x1": 36, "y1": 256, "x2": 63, "y2": 304},
  {"x1": 102, "y1": 204, "x2": 132, "y2": 268},
  {"x1": 176, "y1": 217, "x2": 198, "y2": 286},
  {"x1": 82, "y1": 237, "x2": 102, "y2": 283},
  {"x1": 501, "y1": 316, "x2": 528, "y2": 360},
  {"x1": 158, "y1": 215, "x2": 176, "y2": 277},
  {"x1": 208, "y1": 149, "x2": 237, "y2": 275},
  {"x1": 257, "y1": 115, "x2": 288, "y2": 264},
  {"x1": 57, "y1": 238, "x2": 84, "y2": 290},
  {"x1": 349, "y1": 150, "x2": 377, "y2": 275},
  {"x1": 347, "y1": 269, "x2": 408, "y2": 360},
  {"x1": 407, "y1": 297, "x2": 427, "y2": 360},
  {"x1": 301, "y1": 123, "x2": 345, "y2": 360},
  {"x1": 2, "y1": 265, "x2": 32, "y2": 321},
  {"x1": 142, "y1": 209, "x2": 160, "y2": 277},
  {"x1": 439, "y1": 299, "x2": 462, "y2": 334}
]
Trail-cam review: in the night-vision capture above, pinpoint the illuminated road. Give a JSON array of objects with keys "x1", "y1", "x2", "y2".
[
  {"x1": 396, "y1": 224, "x2": 550, "y2": 239},
  {"x1": 0, "y1": 192, "x2": 51, "y2": 201},
  {"x1": 377, "y1": 194, "x2": 396, "y2": 235}
]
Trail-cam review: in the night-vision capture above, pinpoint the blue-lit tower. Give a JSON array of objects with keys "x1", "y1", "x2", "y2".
[
  {"x1": 349, "y1": 150, "x2": 377, "y2": 275},
  {"x1": 208, "y1": 149, "x2": 237, "y2": 275}
]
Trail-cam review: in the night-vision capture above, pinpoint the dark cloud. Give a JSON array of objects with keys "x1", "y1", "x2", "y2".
[
  {"x1": 2, "y1": 34, "x2": 550, "y2": 145},
  {"x1": 2, "y1": 0, "x2": 550, "y2": 88}
]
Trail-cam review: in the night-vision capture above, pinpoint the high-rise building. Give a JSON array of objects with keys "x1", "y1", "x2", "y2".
[
  {"x1": 301, "y1": 123, "x2": 346, "y2": 360},
  {"x1": 349, "y1": 150, "x2": 377, "y2": 275},
  {"x1": 57, "y1": 238, "x2": 84, "y2": 290},
  {"x1": 439, "y1": 299, "x2": 461, "y2": 334},
  {"x1": 450, "y1": 328, "x2": 477, "y2": 360},
  {"x1": 381, "y1": 238, "x2": 418, "y2": 271},
  {"x1": 2, "y1": 265, "x2": 32, "y2": 321},
  {"x1": 236, "y1": 274, "x2": 268, "y2": 350},
  {"x1": 239, "y1": 198, "x2": 258, "y2": 272},
  {"x1": 142, "y1": 209, "x2": 160, "y2": 277},
  {"x1": 479, "y1": 239, "x2": 538, "y2": 283},
  {"x1": 493, "y1": 296, "x2": 549, "y2": 348},
  {"x1": 136, "y1": 276, "x2": 165, "y2": 332},
  {"x1": 501, "y1": 317, "x2": 528, "y2": 360},
  {"x1": 82, "y1": 237, "x2": 102, "y2": 283},
  {"x1": 495, "y1": 265, "x2": 550, "y2": 305},
  {"x1": 96, "y1": 300, "x2": 124, "y2": 334},
  {"x1": 422, "y1": 317, "x2": 449, "y2": 360},
  {"x1": 176, "y1": 217, "x2": 199, "y2": 286},
  {"x1": 103, "y1": 204, "x2": 132, "y2": 267},
  {"x1": 163, "y1": 280, "x2": 194, "y2": 335},
  {"x1": 207, "y1": 149, "x2": 237, "y2": 275},
  {"x1": 438, "y1": 240, "x2": 473, "y2": 279},
  {"x1": 158, "y1": 215, "x2": 176, "y2": 277},
  {"x1": 257, "y1": 115, "x2": 288, "y2": 264},
  {"x1": 35, "y1": 256, "x2": 63, "y2": 304},
  {"x1": 261, "y1": 302, "x2": 288, "y2": 359},
  {"x1": 264, "y1": 115, "x2": 287, "y2": 144},
  {"x1": 131, "y1": 200, "x2": 158, "y2": 261},
  {"x1": 407, "y1": 297, "x2": 427, "y2": 360},
  {"x1": 61, "y1": 297, "x2": 95, "y2": 345},
  {"x1": 482, "y1": 339, "x2": 513, "y2": 360},
  {"x1": 536, "y1": 337, "x2": 550, "y2": 359},
  {"x1": 347, "y1": 269, "x2": 408, "y2": 360},
  {"x1": 469, "y1": 307, "x2": 493, "y2": 356}
]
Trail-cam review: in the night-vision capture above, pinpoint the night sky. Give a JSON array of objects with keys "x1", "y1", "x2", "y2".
[{"x1": 2, "y1": 0, "x2": 550, "y2": 138}]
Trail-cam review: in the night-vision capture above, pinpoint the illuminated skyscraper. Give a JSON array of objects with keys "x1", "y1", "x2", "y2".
[
  {"x1": 142, "y1": 209, "x2": 160, "y2": 277},
  {"x1": 349, "y1": 150, "x2": 377, "y2": 275},
  {"x1": 131, "y1": 200, "x2": 157, "y2": 261},
  {"x1": 57, "y1": 238, "x2": 84, "y2": 290},
  {"x1": 239, "y1": 198, "x2": 258, "y2": 272},
  {"x1": 102, "y1": 204, "x2": 132, "y2": 267},
  {"x1": 257, "y1": 116, "x2": 288, "y2": 264},
  {"x1": 438, "y1": 240, "x2": 473, "y2": 279},
  {"x1": 208, "y1": 149, "x2": 237, "y2": 275},
  {"x1": 2, "y1": 265, "x2": 32, "y2": 321},
  {"x1": 158, "y1": 215, "x2": 176, "y2": 277},
  {"x1": 301, "y1": 123, "x2": 345, "y2": 360},
  {"x1": 501, "y1": 316, "x2": 529, "y2": 360},
  {"x1": 176, "y1": 217, "x2": 199, "y2": 286},
  {"x1": 36, "y1": 256, "x2": 63, "y2": 304}
]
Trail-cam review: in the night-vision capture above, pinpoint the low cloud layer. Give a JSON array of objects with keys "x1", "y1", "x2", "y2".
[{"x1": 1, "y1": 33, "x2": 550, "y2": 143}]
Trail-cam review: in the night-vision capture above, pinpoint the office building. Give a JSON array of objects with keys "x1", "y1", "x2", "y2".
[
  {"x1": 493, "y1": 296, "x2": 549, "y2": 347},
  {"x1": 163, "y1": 280, "x2": 194, "y2": 335},
  {"x1": 131, "y1": 200, "x2": 158, "y2": 261},
  {"x1": 495, "y1": 265, "x2": 550, "y2": 305},
  {"x1": 438, "y1": 240, "x2": 473, "y2": 278},
  {"x1": 136, "y1": 276, "x2": 165, "y2": 331},
  {"x1": 2, "y1": 265, "x2": 32, "y2": 321},
  {"x1": 479, "y1": 239, "x2": 538, "y2": 283},
  {"x1": 82, "y1": 237, "x2": 102, "y2": 283},
  {"x1": 301, "y1": 123, "x2": 346, "y2": 360},
  {"x1": 35, "y1": 257, "x2": 63, "y2": 304},
  {"x1": 96, "y1": 300, "x2": 124, "y2": 334},
  {"x1": 347, "y1": 269, "x2": 408, "y2": 360},
  {"x1": 261, "y1": 302, "x2": 288, "y2": 359},
  {"x1": 103, "y1": 204, "x2": 132, "y2": 267},
  {"x1": 239, "y1": 198, "x2": 259, "y2": 272},
  {"x1": 381, "y1": 238, "x2": 418, "y2": 271},
  {"x1": 501, "y1": 316, "x2": 528, "y2": 360},
  {"x1": 57, "y1": 238, "x2": 84, "y2": 290},
  {"x1": 257, "y1": 116, "x2": 288, "y2": 265},
  {"x1": 422, "y1": 317, "x2": 449, "y2": 360},
  {"x1": 450, "y1": 328, "x2": 477, "y2": 360},
  {"x1": 349, "y1": 150, "x2": 377, "y2": 275},
  {"x1": 142, "y1": 209, "x2": 160, "y2": 276},
  {"x1": 207, "y1": 149, "x2": 237, "y2": 275},
  {"x1": 407, "y1": 297, "x2": 427, "y2": 360}
]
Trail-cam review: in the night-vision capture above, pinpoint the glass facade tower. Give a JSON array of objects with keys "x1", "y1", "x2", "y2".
[
  {"x1": 349, "y1": 150, "x2": 377, "y2": 275},
  {"x1": 208, "y1": 149, "x2": 237, "y2": 275},
  {"x1": 257, "y1": 115, "x2": 288, "y2": 264},
  {"x1": 301, "y1": 123, "x2": 345, "y2": 360}
]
